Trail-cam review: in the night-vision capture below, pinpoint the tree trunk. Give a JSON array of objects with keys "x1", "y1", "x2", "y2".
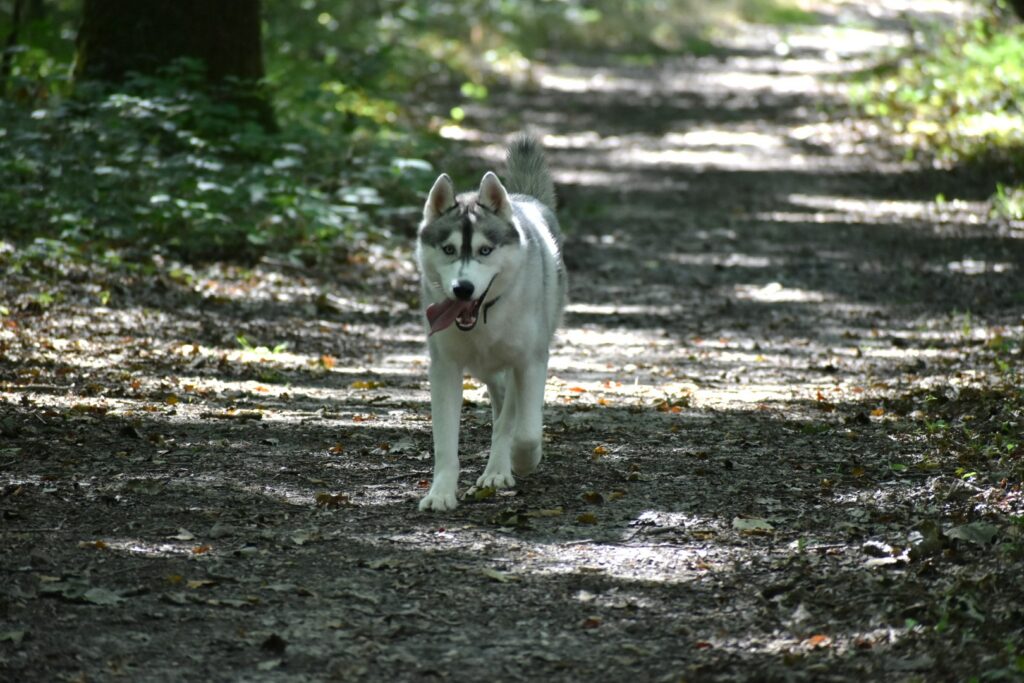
[
  {"x1": 1008, "y1": 0, "x2": 1024, "y2": 22},
  {"x1": 74, "y1": 0, "x2": 274, "y2": 129}
]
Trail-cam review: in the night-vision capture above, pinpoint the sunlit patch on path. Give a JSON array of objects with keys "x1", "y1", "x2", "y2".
[{"x1": 2, "y1": 1, "x2": 1023, "y2": 681}]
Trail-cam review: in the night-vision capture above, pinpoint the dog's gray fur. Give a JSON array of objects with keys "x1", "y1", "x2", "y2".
[{"x1": 416, "y1": 134, "x2": 567, "y2": 511}]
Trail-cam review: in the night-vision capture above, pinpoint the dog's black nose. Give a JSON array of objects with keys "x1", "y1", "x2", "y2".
[{"x1": 452, "y1": 280, "x2": 475, "y2": 300}]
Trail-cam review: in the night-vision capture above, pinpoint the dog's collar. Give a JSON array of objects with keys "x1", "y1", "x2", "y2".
[{"x1": 474, "y1": 275, "x2": 500, "y2": 326}]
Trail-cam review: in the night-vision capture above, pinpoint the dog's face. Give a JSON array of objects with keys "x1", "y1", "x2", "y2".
[{"x1": 417, "y1": 172, "x2": 525, "y2": 330}]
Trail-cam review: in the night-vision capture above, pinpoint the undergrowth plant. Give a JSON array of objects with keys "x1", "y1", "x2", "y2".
[
  {"x1": 0, "y1": 0, "x2": 818, "y2": 266},
  {"x1": 848, "y1": 6, "x2": 1024, "y2": 218}
]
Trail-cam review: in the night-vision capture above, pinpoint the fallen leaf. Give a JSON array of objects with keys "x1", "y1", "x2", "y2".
[
  {"x1": 162, "y1": 592, "x2": 189, "y2": 605},
  {"x1": 581, "y1": 491, "x2": 605, "y2": 505},
  {"x1": 805, "y1": 634, "x2": 832, "y2": 649},
  {"x1": 490, "y1": 510, "x2": 531, "y2": 528},
  {"x1": 576, "y1": 513, "x2": 598, "y2": 525},
  {"x1": 946, "y1": 521, "x2": 998, "y2": 546},
  {"x1": 593, "y1": 446, "x2": 609, "y2": 456},
  {"x1": 208, "y1": 522, "x2": 235, "y2": 539},
  {"x1": 0, "y1": 630, "x2": 27, "y2": 645},
  {"x1": 291, "y1": 531, "x2": 316, "y2": 546},
  {"x1": 732, "y1": 517, "x2": 774, "y2": 534},
  {"x1": 187, "y1": 579, "x2": 216, "y2": 590},
  {"x1": 191, "y1": 544, "x2": 212, "y2": 555},
  {"x1": 473, "y1": 486, "x2": 496, "y2": 501},
  {"x1": 481, "y1": 568, "x2": 517, "y2": 583},
  {"x1": 524, "y1": 507, "x2": 564, "y2": 518},
  {"x1": 315, "y1": 492, "x2": 352, "y2": 509},
  {"x1": 82, "y1": 587, "x2": 125, "y2": 606}
]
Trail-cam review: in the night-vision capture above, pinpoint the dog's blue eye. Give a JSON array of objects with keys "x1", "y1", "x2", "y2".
[
  {"x1": 479, "y1": 246, "x2": 493, "y2": 256},
  {"x1": 442, "y1": 245, "x2": 456, "y2": 256}
]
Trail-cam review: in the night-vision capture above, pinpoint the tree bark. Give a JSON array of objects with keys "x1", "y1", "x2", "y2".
[
  {"x1": 1007, "y1": 0, "x2": 1024, "y2": 22},
  {"x1": 1, "y1": 0, "x2": 26, "y2": 94}
]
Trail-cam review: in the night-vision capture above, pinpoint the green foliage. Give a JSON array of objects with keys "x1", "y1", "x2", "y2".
[
  {"x1": 992, "y1": 182, "x2": 1024, "y2": 220},
  {"x1": 888, "y1": 330, "x2": 1024, "y2": 484},
  {"x1": 852, "y1": 16, "x2": 1024, "y2": 158},
  {"x1": 0, "y1": 77, "x2": 437, "y2": 261},
  {"x1": 0, "y1": 0, "x2": 816, "y2": 264},
  {"x1": 850, "y1": 12, "x2": 1024, "y2": 213}
]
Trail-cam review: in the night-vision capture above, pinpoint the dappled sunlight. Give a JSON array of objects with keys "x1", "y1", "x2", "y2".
[
  {"x1": 511, "y1": 539, "x2": 708, "y2": 584},
  {"x1": 101, "y1": 538, "x2": 199, "y2": 559},
  {"x1": 735, "y1": 281, "x2": 828, "y2": 303},
  {"x1": 669, "y1": 251, "x2": 776, "y2": 269},
  {"x1": 785, "y1": 193, "x2": 988, "y2": 225},
  {"x1": 552, "y1": 167, "x2": 651, "y2": 188},
  {"x1": 943, "y1": 258, "x2": 1014, "y2": 275},
  {"x1": 5, "y1": 0, "x2": 1023, "y2": 680},
  {"x1": 614, "y1": 146, "x2": 798, "y2": 172},
  {"x1": 665, "y1": 129, "x2": 783, "y2": 150}
]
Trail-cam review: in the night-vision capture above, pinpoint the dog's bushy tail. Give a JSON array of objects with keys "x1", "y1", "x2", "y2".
[{"x1": 505, "y1": 133, "x2": 556, "y2": 210}]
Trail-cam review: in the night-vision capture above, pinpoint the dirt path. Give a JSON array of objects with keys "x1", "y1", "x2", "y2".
[{"x1": 3, "y1": 2, "x2": 1024, "y2": 681}]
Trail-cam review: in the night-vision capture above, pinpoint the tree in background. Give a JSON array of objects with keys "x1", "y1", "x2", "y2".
[{"x1": 74, "y1": 0, "x2": 275, "y2": 130}]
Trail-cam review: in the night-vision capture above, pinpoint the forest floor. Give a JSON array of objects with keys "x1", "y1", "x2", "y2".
[{"x1": 3, "y1": 1, "x2": 1024, "y2": 681}]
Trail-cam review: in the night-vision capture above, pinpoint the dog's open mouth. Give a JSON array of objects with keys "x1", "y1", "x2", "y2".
[
  {"x1": 426, "y1": 295, "x2": 483, "y2": 335},
  {"x1": 426, "y1": 278, "x2": 495, "y2": 336}
]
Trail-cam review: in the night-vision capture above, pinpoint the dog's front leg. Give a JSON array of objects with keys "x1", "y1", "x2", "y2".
[{"x1": 419, "y1": 355, "x2": 463, "y2": 511}]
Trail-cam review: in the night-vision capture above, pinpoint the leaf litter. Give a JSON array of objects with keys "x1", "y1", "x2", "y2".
[{"x1": 2, "y1": 4, "x2": 1024, "y2": 682}]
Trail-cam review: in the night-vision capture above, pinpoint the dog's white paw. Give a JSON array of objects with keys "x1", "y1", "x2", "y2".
[
  {"x1": 419, "y1": 489, "x2": 458, "y2": 511},
  {"x1": 476, "y1": 470, "x2": 515, "y2": 490}
]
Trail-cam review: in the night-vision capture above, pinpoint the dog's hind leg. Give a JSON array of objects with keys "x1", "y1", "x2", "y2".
[
  {"x1": 477, "y1": 371, "x2": 517, "y2": 490},
  {"x1": 511, "y1": 358, "x2": 547, "y2": 476}
]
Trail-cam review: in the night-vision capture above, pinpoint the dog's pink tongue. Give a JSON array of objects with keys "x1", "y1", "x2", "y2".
[{"x1": 426, "y1": 299, "x2": 474, "y2": 335}]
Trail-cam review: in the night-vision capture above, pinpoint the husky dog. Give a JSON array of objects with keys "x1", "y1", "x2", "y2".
[{"x1": 416, "y1": 134, "x2": 567, "y2": 511}]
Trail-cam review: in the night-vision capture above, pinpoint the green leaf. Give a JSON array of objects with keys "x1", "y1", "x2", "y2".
[
  {"x1": 82, "y1": 587, "x2": 125, "y2": 606},
  {"x1": 481, "y1": 568, "x2": 517, "y2": 583},
  {"x1": 473, "y1": 486, "x2": 496, "y2": 501},
  {"x1": 946, "y1": 522, "x2": 998, "y2": 546},
  {"x1": 732, "y1": 517, "x2": 774, "y2": 534}
]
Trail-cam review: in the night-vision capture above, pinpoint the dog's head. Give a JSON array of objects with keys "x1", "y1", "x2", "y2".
[{"x1": 417, "y1": 172, "x2": 525, "y2": 333}]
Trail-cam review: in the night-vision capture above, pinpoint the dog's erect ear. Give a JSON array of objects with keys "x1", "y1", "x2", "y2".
[
  {"x1": 477, "y1": 172, "x2": 512, "y2": 218},
  {"x1": 424, "y1": 174, "x2": 455, "y2": 222}
]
